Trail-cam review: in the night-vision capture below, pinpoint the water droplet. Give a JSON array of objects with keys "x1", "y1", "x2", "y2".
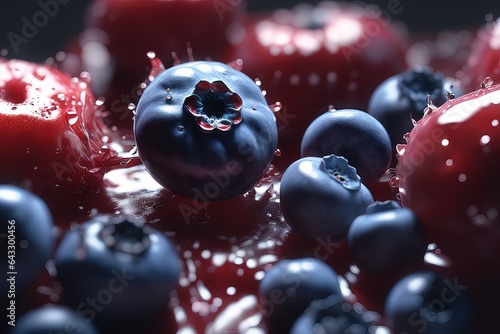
[
  {"x1": 328, "y1": 105, "x2": 336, "y2": 112},
  {"x1": 26, "y1": 148, "x2": 30, "y2": 154},
  {"x1": 389, "y1": 175, "x2": 399, "y2": 188},
  {"x1": 96, "y1": 97, "x2": 105, "y2": 106},
  {"x1": 66, "y1": 108, "x2": 79, "y2": 125},
  {"x1": 480, "y1": 135, "x2": 491, "y2": 145},
  {"x1": 33, "y1": 67, "x2": 46, "y2": 81},
  {"x1": 56, "y1": 93, "x2": 67, "y2": 103},
  {"x1": 396, "y1": 144, "x2": 406, "y2": 155},
  {"x1": 166, "y1": 95, "x2": 172, "y2": 101},
  {"x1": 147, "y1": 51, "x2": 165, "y2": 80},
  {"x1": 270, "y1": 101, "x2": 282, "y2": 112},
  {"x1": 446, "y1": 85, "x2": 455, "y2": 100},
  {"x1": 481, "y1": 77, "x2": 494, "y2": 89},
  {"x1": 226, "y1": 287, "x2": 236, "y2": 296},
  {"x1": 423, "y1": 95, "x2": 437, "y2": 117},
  {"x1": 229, "y1": 58, "x2": 244, "y2": 71},
  {"x1": 178, "y1": 125, "x2": 185, "y2": 132},
  {"x1": 274, "y1": 149, "x2": 282, "y2": 156},
  {"x1": 254, "y1": 78, "x2": 262, "y2": 86},
  {"x1": 403, "y1": 132, "x2": 411, "y2": 143},
  {"x1": 79, "y1": 71, "x2": 92, "y2": 85}
]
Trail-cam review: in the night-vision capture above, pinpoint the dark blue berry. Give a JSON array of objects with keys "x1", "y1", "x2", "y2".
[
  {"x1": 134, "y1": 60, "x2": 278, "y2": 201},
  {"x1": 280, "y1": 155, "x2": 374, "y2": 243},
  {"x1": 347, "y1": 200, "x2": 427, "y2": 274},
  {"x1": 301, "y1": 108, "x2": 392, "y2": 186},
  {"x1": 259, "y1": 257, "x2": 342, "y2": 333},
  {"x1": 10, "y1": 305, "x2": 98, "y2": 334},
  {"x1": 368, "y1": 67, "x2": 462, "y2": 150},
  {"x1": 0, "y1": 185, "x2": 55, "y2": 295},
  {"x1": 55, "y1": 215, "x2": 181, "y2": 332},
  {"x1": 291, "y1": 294, "x2": 378, "y2": 334},
  {"x1": 385, "y1": 271, "x2": 475, "y2": 334}
]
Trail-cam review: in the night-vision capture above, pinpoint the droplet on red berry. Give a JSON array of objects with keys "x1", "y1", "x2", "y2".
[
  {"x1": 481, "y1": 76, "x2": 494, "y2": 88},
  {"x1": 66, "y1": 108, "x2": 79, "y2": 125}
]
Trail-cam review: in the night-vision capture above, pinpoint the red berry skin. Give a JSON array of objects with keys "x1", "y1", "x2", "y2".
[
  {"x1": 462, "y1": 18, "x2": 500, "y2": 91},
  {"x1": 227, "y1": 2, "x2": 406, "y2": 169},
  {"x1": 0, "y1": 59, "x2": 113, "y2": 197},
  {"x1": 396, "y1": 83, "x2": 500, "y2": 281}
]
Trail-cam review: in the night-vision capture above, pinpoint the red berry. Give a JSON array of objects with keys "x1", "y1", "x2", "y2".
[
  {"x1": 0, "y1": 59, "x2": 115, "y2": 197},
  {"x1": 64, "y1": 0, "x2": 245, "y2": 129},
  {"x1": 396, "y1": 82, "x2": 500, "y2": 281},
  {"x1": 462, "y1": 18, "x2": 500, "y2": 91},
  {"x1": 227, "y1": 2, "x2": 406, "y2": 169}
]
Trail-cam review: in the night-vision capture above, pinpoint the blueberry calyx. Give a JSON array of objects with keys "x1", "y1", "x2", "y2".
[
  {"x1": 98, "y1": 217, "x2": 152, "y2": 255},
  {"x1": 321, "y1": 154, "x2": 361, "y2": 190},
  {"x1": 184, "y1": 80, "x2": 243, "y2": 132},
  {"x1": 398, "y1": 67, "x2": 446, "y2": 113}
]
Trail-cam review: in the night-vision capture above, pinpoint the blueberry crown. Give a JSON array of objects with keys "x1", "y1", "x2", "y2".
[{"x1": 184, "y1": 80, "x2": 243, "y2": 132}]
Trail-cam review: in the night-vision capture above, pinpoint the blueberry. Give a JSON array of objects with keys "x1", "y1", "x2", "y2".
[
  {"x1": 259, "y1": 257, "x2": 342, "y2": 333},
  {"x1": 291, "y1": 294, "x2": 378, "y2": 334},
  {"x1": 300, "y1": 108, "x2": 392, "y2": 186},
  {"x1": 385, "y1": 271, "x2": 475, "y2": 334},
  {"x1": 55, "y1": 215, "x2": 181, "y2": 332},
  {"x1": 0, "y1": 185, "x2": 55, "y2": 295},
  {"x1": 134, "y1": 60, "x2": 278, "y2": 201},
  {"x1": 10, "y1": 305, "x2": 98, "y2": 334},
  {"x1": 368, "y1": 67, "x2": 462, "y2": 151},
  {"x1": 280, "y1": 155, "x2": 374, "y2": 243},
  {"x1": 347, "y1": 200, "x2": 427, "y2": 274}
]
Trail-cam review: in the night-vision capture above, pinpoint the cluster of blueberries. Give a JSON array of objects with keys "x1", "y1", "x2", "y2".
[{"x1": 1, "y1": 61, "x2": 475, "y2": 333}]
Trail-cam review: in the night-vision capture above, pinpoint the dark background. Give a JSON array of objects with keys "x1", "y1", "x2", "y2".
[{"x1": 0, "y1": 0, "x2": 499, "y2": 62}]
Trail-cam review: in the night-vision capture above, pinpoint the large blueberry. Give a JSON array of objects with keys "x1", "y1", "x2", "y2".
[
  {"x1": 291, "y1": 294, "x2": 377, "y2": 334},
  {"x1": 300, "y1": 108, "x2": 392, "y2": 186},
  {"x1": 385, "y1": 271, "x2": 475, "y2": 334},
  {"x1": 347, "y1": 200, "x2": 427, "y2": 274},
  {"x1": 10, "y1": 305, "x2": 98, "y2": 334},
  {"x1": 0, "y1": 185, "x2": 55, "y2": 296},
  {"x1": 259, "y1": 257, "x2": 342, "y2": 333},
  {"x1": 55, "y1": 215, "x2": 181, "y2": 332},
  {"x1": 368, "y1": 67, "x2": 462, "y2": 152},
  {"x1": 134, "y1": 61, "x2": 278, "y2": 201},
  {"x1": 280, "y1": 155, "x2": 374, "y2": 243}
]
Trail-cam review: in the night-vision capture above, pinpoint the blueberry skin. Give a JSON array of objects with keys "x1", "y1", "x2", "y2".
[
  {"x1": 280, "y1": 155, "x2": 374, "y2": 243},
  {"x1": 10, "y1": 305, "x2": 98, "y2": 334},
  {"x1": 55, "y1": 215, "x2": 181, "y2": 330},
  {"x1": 368, "y1": 67, "x2": 462, "y2": 150},
  {"x1": 259, "y1": 257, "x2": 342, "y2": 333},
  {"x1": 385, "y1": 271, "x2": 475, "y2": 334},
  {"x1": 291, "y1": 294, "x2": 375, "y2": 334},
  {"x1": 0, "y1": 185, "x2": 55, "y2": 295},
  {"x1": 134, "y1": 61, "x2": 278, "y2": 201},
  {"x1": 300, "y1": 108, "x2": 391, "y2": 186},
  {"x1": 347, "y1": 200, "x2": 427, "y2": 274}
]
